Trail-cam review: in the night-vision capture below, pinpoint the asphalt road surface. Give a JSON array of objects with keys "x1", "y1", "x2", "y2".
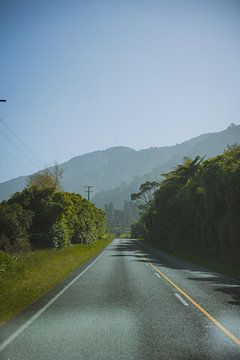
[{"x1": 0, "y1": 238, "x2": 240, "y2": 359}]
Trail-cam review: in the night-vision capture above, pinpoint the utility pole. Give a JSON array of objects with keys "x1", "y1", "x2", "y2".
[{"x1": 84, "y1": 185, "x2": 94, "y2": 201}]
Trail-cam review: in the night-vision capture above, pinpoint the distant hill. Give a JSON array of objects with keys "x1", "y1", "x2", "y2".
[
  {"x1": 0, "y1": 123, "x2": 240, "y2": 205},
  {"x1": 0, "y1": 176, "x2": 27, "y2": 202},
  {"x1": 93, "y1": 123, "x2": 240, "y2": 208}
]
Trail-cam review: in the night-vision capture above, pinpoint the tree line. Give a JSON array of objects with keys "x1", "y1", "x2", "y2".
[
  {"x1": 0, "y1": 167, "x2": 107, "y2": 251},
  {"x1": 131, "y1": 145, "x2": 240, "y2": 264},
  {"x1": 104, "y1": 201, "x2": 139, "y2": 236}
]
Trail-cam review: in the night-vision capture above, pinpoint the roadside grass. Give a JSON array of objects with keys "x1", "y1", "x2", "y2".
[
  {"x1": 120, "y1": 232, "x2": 131, "y2": 239},
  {"x1": 0, "y1": 237, "x2": 112, "y2": 325},
  {"x1": 171, "y1": 249, "x2": 240, "y2": 281}
]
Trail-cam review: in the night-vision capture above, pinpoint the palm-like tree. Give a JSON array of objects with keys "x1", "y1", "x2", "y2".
[{"x1": 161, "y1": 156, "x2": 204, "y2": 188}]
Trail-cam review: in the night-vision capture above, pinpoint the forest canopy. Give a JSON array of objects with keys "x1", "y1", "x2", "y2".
[{"x1": 131, "y1": 145, "x2": 240, "y2": 264}]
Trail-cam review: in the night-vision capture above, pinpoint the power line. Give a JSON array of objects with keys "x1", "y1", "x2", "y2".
[
  {"x1": 0, "y1": 100, "x2": 36, "y2": 174},
  {"x1": 0, "y1": 118, "x2": 42, "y2": 166},
  {"x1": 0, "y1": 119, "x2": 42, "y2": 166},
  {"x1": 0, "y1": 144, "x2": 32, "y2": 173},
  {"x1": 0, "y1": 127, "x2": 38, "y2": 170}
]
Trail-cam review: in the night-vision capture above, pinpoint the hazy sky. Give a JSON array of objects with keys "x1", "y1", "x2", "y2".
[{"x1": 1, "y1": 0, "x2": 240, "y2": 182}]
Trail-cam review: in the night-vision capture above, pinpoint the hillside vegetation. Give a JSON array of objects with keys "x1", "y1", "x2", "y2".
[
  {"x1": 93, "y1": 123, "x2": 240, "y2": 208},
  {"x1": 0, "y1": 124, "x2": 240, "y2": 207},
  {"x1": 131, "y1": 145, "x2": 240, "y2": 266}
]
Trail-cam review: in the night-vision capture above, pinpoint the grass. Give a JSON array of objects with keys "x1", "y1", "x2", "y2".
[
  {"x1": 120, "y1": 232, "x2": 131, "y2": 239},
  {"x1": 171, "y1": 249, "x2": 240, "y2": 281},
  {"x1": 0, "y1": 237, "x2": 112, "y2": 325}
]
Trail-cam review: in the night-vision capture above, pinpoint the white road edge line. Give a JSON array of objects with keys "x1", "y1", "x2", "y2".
[
  {"x1": 145, "y1": 263, "x2": 149, "y2": 267},
  {"x1": 154, "y1": 272, "x2": 161, "y2": 279},
  {"x1": 175, "y1": 293, "x2": 189, "y2": 306},
  {"x1": 0, "y1": 250, "x2": 105, "y2": 353}
]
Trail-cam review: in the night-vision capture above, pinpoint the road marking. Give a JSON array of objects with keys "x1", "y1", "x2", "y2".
[
  {"x1": 148, "y1": 262, "x2": 240, "y2": 348},
  {"x1": 175, "y1": 293, "x2": 189, "y2": 306},
  {"x1": 154, "y1": 272, "x2": 162, "y2": 279},
  {"x1": 0, "y1": 250, "x2": 105, "y2": 353},
  {"x1": 145, "y1": 263, "x2": 150, "y2": 267}
]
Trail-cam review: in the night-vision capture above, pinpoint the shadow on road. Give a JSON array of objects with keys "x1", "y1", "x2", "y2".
[{"x1": 108, "y1": 239, "x2": 240, "y2": 307}]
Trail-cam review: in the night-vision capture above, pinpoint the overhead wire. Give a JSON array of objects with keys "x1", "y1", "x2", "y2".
[
  {"x1": 0, "y1": 144, "x2": 32, "y2": 173},
  {"x1": 0, "y1": 118, "x2": 42, "y2": 166},
  {"x1": 0, "y1": 127, "x2": 39, "y2": 170}
]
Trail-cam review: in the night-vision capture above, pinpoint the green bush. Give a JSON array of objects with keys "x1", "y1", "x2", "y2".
[
  {"x1": 0, "y1": 202, "x2": 32, "y2": 252},
  {"x1": 51, "y1": 216, "x2": 71, "y2": 249},
  {"x1": 132, "y1": 146, "x2": 240, "y2": 264},
  {"x1": 1, "y1": 184, "x2": 108, "y2": 251}
]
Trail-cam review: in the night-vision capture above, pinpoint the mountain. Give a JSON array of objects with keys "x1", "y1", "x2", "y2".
[
  {"x1": 93, "y1": 123, "x2": 240, "y2": 208},
  {"x1": 0, "y1": 176, "x2": 27, "y2": 202},
  {"x1": 0, "y1": 145, "x2": 179, "y2": 201},
  {"x1": 0, "y1": 123, "x2": 240, "y2": 205}
]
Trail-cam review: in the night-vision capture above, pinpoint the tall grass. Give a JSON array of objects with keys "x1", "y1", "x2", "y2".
[{"x1": 0, "y1": 238, "x2": 112, "y2": 325}]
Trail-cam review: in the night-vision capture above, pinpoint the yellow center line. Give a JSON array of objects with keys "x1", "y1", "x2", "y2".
[{"x1": 148, "y1": 261, "x2": 240, "y2": 349}]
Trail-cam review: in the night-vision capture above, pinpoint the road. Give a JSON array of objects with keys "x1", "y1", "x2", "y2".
[{"x1": 0, "y1": 238, "x2": 240, "y2": 359}]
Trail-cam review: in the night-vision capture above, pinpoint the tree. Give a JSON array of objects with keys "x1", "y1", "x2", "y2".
[
  {"x1": 131, "y1": 149, "x2": 240, "y2": 264},
  {"x1": 0, "y1": 202, "x2": 32, "y2": 251},
  {"x1": 6, "y1": 184, "x2": 108, "y2": 249},
  {"x1": 104, "y1": 202, "x2": 114, "y2": 227},
  {"x1": 131, "y1": 181, "x2": 159, "y2": 210},
  {"x1": 52, "y1": 162, "x2": 64, "y2": 191},
  {"x1": 161, "y1": 156, "x2": 204, "y2": 188},
  {"x1": 27, "y1": 168, "x2": 56, "y2": 190},
  {"x1": 27, "y1": 163, "x2": 63, "y2": 191}
]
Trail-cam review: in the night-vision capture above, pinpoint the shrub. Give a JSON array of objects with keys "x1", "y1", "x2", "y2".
[
  {"x1": 132, "y1": 147, "x2": 240, "y2": 264},
  {"x1": 0, "y1": 202, "x2": 32, "y2": 252},
  {"x1": 51, "y1": 216, "x2": 71, "y2": 249}
]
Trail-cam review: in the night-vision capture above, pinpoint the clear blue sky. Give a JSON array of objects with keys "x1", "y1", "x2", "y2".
[{"x1": 1, "y1": 0, "x2": 240, "y2": 183}]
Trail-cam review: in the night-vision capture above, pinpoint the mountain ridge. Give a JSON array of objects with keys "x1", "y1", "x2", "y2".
[
  {"x1": 0, "y1": 123, "x2": 239, "y2": 203},
  {"x1": 93, "y1": 123, "x2": 240, "y2": 208}
]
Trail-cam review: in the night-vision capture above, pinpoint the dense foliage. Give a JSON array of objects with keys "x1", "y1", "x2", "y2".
[
  {"x1": 0, "y1": 175, "x2": 107, "y2": 251},
  {"x1": 0, "y1": 202, "x2": 32, "y2": 251},
  {"x1": 131, "y1": 146, "x2": 240, "y2": 264}
]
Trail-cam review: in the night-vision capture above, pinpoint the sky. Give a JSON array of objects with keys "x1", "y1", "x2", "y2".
[{"x1": 0, "y1": 0, "x2": 240, "y2": 183}]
